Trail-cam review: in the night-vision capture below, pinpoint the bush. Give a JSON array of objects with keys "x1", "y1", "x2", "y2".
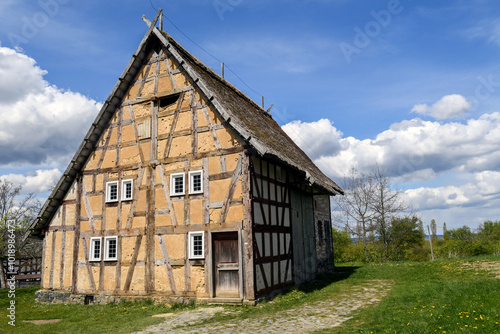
[{"x1": 404, "y1": 245, "x2": 430, "y2": 262}]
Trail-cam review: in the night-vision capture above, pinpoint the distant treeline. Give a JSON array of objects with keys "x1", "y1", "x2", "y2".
[{"x1": 333, "y1": 219, "x2": 500, "y2": 263}]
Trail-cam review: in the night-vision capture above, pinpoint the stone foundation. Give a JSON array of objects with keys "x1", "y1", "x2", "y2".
[
  {"x1": 35, "y1": 289, "x2": 256, "y2": 306},
  {"x1": 35, "y1": 289, "x2": 194, "y2": 305}
]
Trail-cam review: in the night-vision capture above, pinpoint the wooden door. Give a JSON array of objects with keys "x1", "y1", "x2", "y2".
[{"x1": 213, "y1": 232, "x2": 240, "y2": 297}]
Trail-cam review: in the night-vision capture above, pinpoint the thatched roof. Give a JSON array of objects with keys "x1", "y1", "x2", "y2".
[{"x1": 28, "y1": 13, "x2": 342, "y2": 239}]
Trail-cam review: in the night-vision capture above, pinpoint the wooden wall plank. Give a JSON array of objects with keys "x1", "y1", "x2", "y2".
[
  {"x1": 81, "y1": 182, "x2": 96, "y2": 232},
  {"x1": 59, "y1": 205, "x2": 67, "y2": 289},
  {"x1": 201, "y1": 107, "x2": 221, "y2": 150},
  {"x1": 128, "y1": 105, "x2": 146, "y2": 163},
  {"x1": 219, "y1": 154, "x2": 242, "y2": 223},
  {"x1": 158, "y1": 163, "x2": 177, "y2": 226},
  {"x1": 242, "y1": 152, "x2": 255, "y2": 300},
  {"x1": 124, "y1": 235, "x2": 143, "y2": 291},
  {"x1": 81, "y1": 237, "x2": 96, "y2": 291},
  {"x1": 71, "y1": 177, "x2": 82, "y2": 293},
  {"x1": 125, "y1": 167, "x2": 145, "y2": 229},
  {"x1": 145, "y1": 166, "x2": 155, "y2": 292},
  {"x1": 158, "y1": 235, "x2": 177, "y2": 292},
  {"x1": 48, "y1": 231, "x2": 56, "y2": 288},
  {"x1": 202, "y1": 157, "x2": 209, "y2": 225}
]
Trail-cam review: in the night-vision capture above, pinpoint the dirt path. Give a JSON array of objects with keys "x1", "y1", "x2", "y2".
[{"x1": 134, "y1": 279, "x2": 394, "y2": 334}]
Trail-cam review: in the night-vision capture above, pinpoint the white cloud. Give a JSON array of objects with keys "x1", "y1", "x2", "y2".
[
  {"x1": 406, "y1": 171, "x2": 500, "y2": 211},
  {"x1": 282, "y1": 108, "x2": 500, "y2": 225},
  {"x1": 281, "y1": 118, "x2": 344, "y2": 158},
  {"x1": 287, "y1": 111, "x2": 500, "y2": 180},
  {"x1": 0, "y1": 168, "x2": 61, "y2": 194},
  {"x1": 0, "y1": 46, "x2": 101, "y2": 166},
  {"x1": 0, "y1": 47, "x2": 47, "y2": 104},
  {"x1": 411, "y1": 94, "x2": 472, "y2": 119}
]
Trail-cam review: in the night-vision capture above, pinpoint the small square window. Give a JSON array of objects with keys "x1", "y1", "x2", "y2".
[
  {"x1": 189, "y1": 171, "x2": 203, "y2": 194},
  {"x1": 89, "y1": 237, "x2": 101, "y2": 261},
  {"x1": 104, "y1": 236, "x2": 118, "y2": 261},
  {"x1": 122, "y1": 179, "x2": 133, "y2": 201},
  {"x1": 106, "y1": 181, "x2": 118, "y2": 203},
  {"x1": 189, "y1": 232, "x2": 204, "y2": 259},
  {"x1": 170, "y1": 173, "x2": 185, "y2": 196}
]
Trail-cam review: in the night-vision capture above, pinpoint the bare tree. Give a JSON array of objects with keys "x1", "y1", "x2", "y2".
[
  {"x1": 0, "y1": 180, "x2": 40, "y2": 288},
  {"x1": 369, "y1": 165, "x2": 411, "y2": 260},
  {"x1": 332, "y1": 167, "x2": 375, "y2": 261}
]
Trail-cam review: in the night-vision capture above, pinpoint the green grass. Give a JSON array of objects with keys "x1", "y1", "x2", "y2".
[
  {"x1": 1, "y1": 256, "x2": 499, "y2": 333},
  {"x1": 0, "y1": 287, "x2": 194, "y2": 334}
]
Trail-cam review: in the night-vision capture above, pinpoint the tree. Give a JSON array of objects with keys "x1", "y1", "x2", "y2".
[
  {"x1": 477, "y1": 220, "x2": 500, "y2": 240},
  {"x1": 369, "y1": 165, "x2": 411, "y2": 260},
  {"x1": 443, "y1": 222, "x2": 448, "y2": 240},
  {"x1": 332, "y1": 167, "x2": 375, "y2": 261},
  {"x1": 388, "y1": 216, "x2": 425, "y2": 261},
  {"x1": 0, "y1": 180, "x2": 40, "y2": 288},
  {"x1": 430, "y1": 219, "x2": 437, "y2": 242},
  {"x1": 448, "y1": 225, "x2": 474, "y2": 241},
  {"x1": 333, "y1": 165, "x2": 412, "y2": 261}
]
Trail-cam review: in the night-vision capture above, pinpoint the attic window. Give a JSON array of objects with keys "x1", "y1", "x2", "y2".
[{"x1": 159, "y1": 94, "x2": 180, "y2": 109}]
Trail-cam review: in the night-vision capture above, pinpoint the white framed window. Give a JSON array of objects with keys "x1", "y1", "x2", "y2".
[
  {"x1": 89, "y1": 237, "x2": 102, "y2": 261},
  {"x1": 106, "y1": 181, "x2": 119, "y2": 203},
  {"x1": 170, "y1": 173, "x2": 185, "y2": 196},
  {"x1": 104, "y1": 236, "x2": 118, "y2": 261},
  {"x1": 188, "y1": 231, "x2": 204, "y2": 259},
  {"x1": 121, "y1": 179, "x2": 133, "y2": 201},
  {"x1": 189, "y1": 171, "x2": 203, "y2": 194}
]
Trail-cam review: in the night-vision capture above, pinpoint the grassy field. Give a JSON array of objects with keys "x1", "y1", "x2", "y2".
[{"x1": 1, "y1": 255, "x2": 499, "y2": 333}]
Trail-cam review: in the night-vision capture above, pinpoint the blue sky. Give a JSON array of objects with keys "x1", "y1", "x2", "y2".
[{"x1": 1, "y1": 0, "x2": 499, "y2": 231}]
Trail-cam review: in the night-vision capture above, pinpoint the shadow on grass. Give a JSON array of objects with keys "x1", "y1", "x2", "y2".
[{"x1": 294, "y1": 266, "x2": 360, "y2": 295}]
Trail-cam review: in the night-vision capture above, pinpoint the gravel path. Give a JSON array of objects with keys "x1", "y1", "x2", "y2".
[{"x1": 133, "y1": 279, "x2": 394, "y2": 334}]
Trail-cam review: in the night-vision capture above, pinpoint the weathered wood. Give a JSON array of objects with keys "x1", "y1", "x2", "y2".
[
  {"x1": 96, "y1": 125, "x2": 113, "y2": 170},
  {"x1": 219, "y1": 154, "x2": 243, "y2": 223},
  {"x1": 48, "y1": 225, "x2": 76, "y2": 232},
  {"x1": 136, "y1": 62, "x2": 153, "y2": 97},
  {"x1": 123, "y1": 235, "x2": 143, "y2": 291},
  {"x1": 201, "y1": 106, "x2": 222, "y2": 150},
  {"x1": 81, "y1": 237, "x2": 96, "y2": 291},
  {"x1": 125, "y1": 167, "x2": 145, "y2": 229},
  {"x1": 158, "y1": 235, "x2": 176, "y2": 292},
  {"x1": 241, "y1": 152, "x2": 255, "y2": 300},
  {"x1": 154, "y1": 59, "x2": 160, "y2": 95},
  {"x1": 128, "y1": 105, "x2": 146, "y2": 163},
  {"x1": 164, "y1": 57, "x2": 177, "y2": 90},
  {"x1": 59, "y1": 205, "x2": 67, "y2": 289},
  {"x1": 191, "y1": 89, "x2": 198, "y2": 155},
  {"x1": 158, "y1": 163, "x2": 178, "y2": 226},
  {"x1": 145, "y1": 166, "x2": 155, "y2": 293},
  {"x1": 155, "y1": 221, "x2": 242, "y2": 235},
  {"x1": 116, "y1": 107, "x2": 123, "y2": 167},
  {"x1": 81, "y1": 182, "x2": 96, "y2": 232},
  {"x1": 79, "y1": 228, "x2": 144, "y2": 239},
  {"x1": 150, "y1": 100, "x2": 158, "y2": 162},
  {"x1": 72, "y1": 177, "x2": 82, "y2": 293},
  {"x1": 184, "y1": 161, "x2": 190, "y2": 226},
  {"x1": 164, "y1": 92, "x2": 184, "y2": 158},
  {"x1": 115, "y1": 235, "x2": 122, "y2": 292},
  {"x1": 220, "y1": 155, "x2": 227, "y2": 173},
  {"x1": 184, "y1": 233, "x2": 191, "y2": 292},
  {"x1": 202, "y1": 158, "x2": 209, "y2": 225},
  {"x1": 48, "y1": 231, "x2": 56, "y2": 288}
]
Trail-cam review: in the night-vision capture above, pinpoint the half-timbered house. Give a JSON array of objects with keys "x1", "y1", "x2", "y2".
[{"x1": 29, "y1": 11, "x2": 343, "y2": 305}]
